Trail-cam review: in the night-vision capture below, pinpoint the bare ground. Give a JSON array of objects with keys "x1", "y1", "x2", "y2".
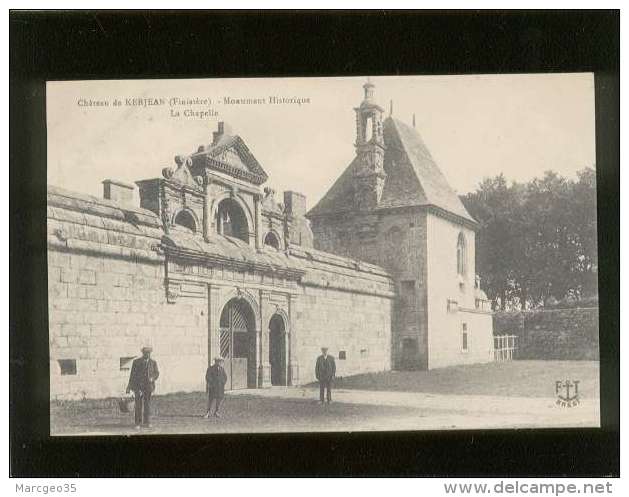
[{"x1": 50, "y1": 360, "x2": 600, "y2": 436}]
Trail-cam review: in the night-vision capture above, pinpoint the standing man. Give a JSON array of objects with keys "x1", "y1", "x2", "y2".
[
  {"x1": 126, "y1": 346, "x2": 159, "y2": 430},
  {"x1": 315, "y1": 347, "x2": 336, "y2": 404},
  {"x1": 205, "y1": 357, "x2": 228, "y2": 418}
]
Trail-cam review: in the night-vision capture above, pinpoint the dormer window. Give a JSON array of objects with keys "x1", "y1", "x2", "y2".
[
  {"x1": 216, "y1": 198, "x2": 249, "y2": 243},
  {"x1": 457, "y1": 232, "x2": 467, "y2": 276},
  {"x1": 173, "y1": 209, "x2": 197, "y2": 233}
]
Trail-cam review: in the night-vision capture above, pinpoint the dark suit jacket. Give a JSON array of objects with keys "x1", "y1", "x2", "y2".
[
  {"x1": 127, "y1": 357, "x2": 159, "y2": 393},
  {"x1": 206, "y1": 364, "x2": 228, "y2": 397},
  {"x1": 315, "y1": 355, "x2": 336, "y2": 382}
]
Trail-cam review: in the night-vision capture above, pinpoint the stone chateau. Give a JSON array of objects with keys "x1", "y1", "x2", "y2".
[{"x1": 48, "y1": 81, "x2": 493, "y2": 400}]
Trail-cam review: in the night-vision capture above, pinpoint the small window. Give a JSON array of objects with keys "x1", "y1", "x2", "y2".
[
  {"x1": 120, "y1": 357, "x2": 135, "y2": 371},
  {"x1": 360, "y1": 348, "x2": 368, "y2": 359},
  {"x1": 174, "y1": 210, "x2": 197, "y2": 233},
  {"x1": 457, "y1": 233, "x2": 467, "y2": 276},
  {"x1": 58, "y1": 359, "x2": 77, "y2": 376},
  {"x1": 461, "y1": 323, "x2": 469, "y2": 352},
  {"x1": 386, "y1": 226, "x2": 402, "y2": 242},
  {"x1": 264, "y1": 231, "x2": 280, "y2": 249},
  {"x1": 339, "y1": 350, "x2": 347, "y2": 360}
]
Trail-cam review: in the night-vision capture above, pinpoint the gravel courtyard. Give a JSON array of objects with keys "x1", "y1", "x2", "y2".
[{"x1": 51, "y1": 361, "x2": 600, "y2": 436}]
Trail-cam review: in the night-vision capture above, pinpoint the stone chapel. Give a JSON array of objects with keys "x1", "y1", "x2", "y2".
[{"x1": 47, "y1": 81, "x2": 492, "y2": 400}]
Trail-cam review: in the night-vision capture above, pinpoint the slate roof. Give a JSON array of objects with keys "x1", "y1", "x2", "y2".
[{"x1": 307, "y1": 116, "x2": 476, "y2": 224}]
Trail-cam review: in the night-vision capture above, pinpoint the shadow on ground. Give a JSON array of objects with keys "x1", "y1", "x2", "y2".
[{"x1": 51, "y1": 392, "x2": 429, "y2": 435}]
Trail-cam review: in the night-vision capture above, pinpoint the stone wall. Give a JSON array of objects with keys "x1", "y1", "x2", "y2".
[
  {"x1": 309, "y1": 208, "x2": 430, "y2": 369},
  {"x1": 48, "y1": 187, "x2": 209, "y2": 400},
  {"x1": 48, "y1": 185, "x2": 395, "y2": 399},
  {"x1": 291, "y1": 247, "x2": 394, "y2": 383},
  {"x1": 426, "y1": 213, "x2": 493, "y2": 369},
  {"x1": 493, "y1": 307, "x2": 599, "y2": 360}
]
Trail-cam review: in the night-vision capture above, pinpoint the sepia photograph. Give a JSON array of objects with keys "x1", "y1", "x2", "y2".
[{"x1": 45, "y1": 74, "x2": 600, "y2": 436}]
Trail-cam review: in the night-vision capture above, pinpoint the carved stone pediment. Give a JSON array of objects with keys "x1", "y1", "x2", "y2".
[{"x1": 187, "y1": 125, "x2": 269, "y2": 186}]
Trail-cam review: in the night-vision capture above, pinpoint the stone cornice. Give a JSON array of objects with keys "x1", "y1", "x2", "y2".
[
  {"x1": 162, "y1": 244, "x2": 305, "y2": 281},
  {"x1": 205, "y1": 156, "x2": 266, "y2": 185}
]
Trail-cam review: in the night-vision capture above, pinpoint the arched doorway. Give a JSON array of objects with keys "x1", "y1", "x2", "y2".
[
  {"x1": 219, "y1": 297, "x2": 257, "y2": 390},
  {"x1": 269, "y1": 314, "x2": 287, "y2": 386},
  {"x1": 215, "y1": 198, "x2": 249, "y2": 243}
]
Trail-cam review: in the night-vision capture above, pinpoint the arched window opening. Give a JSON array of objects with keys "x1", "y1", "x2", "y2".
[
  {"x1": 364, "y1": 116, "x2": 373, "y2": 142},
  {"x1": 216, "y1": 198, "x2": 249, "y2": 243},
  {"x1": 174, "y1": 210, "x2": 197, "y2": 233},
  {"x1": 457, "y1": 232, "x2": 467, "y2": 276},
  {"x1": 264, "y1": 231, "x2": 281, "y2": 250}
]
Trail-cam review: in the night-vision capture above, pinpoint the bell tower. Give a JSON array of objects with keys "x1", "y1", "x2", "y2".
[{"x1": 353, "y1": 79, "x2": 386, "y2": 211}]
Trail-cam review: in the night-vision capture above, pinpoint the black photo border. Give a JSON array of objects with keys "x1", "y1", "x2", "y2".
[{"x1": 10, "y1": 10, "x2": 620, "y2": 477}]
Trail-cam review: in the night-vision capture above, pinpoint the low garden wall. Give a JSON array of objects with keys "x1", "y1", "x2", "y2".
[{"x1": 493, "y1": 307, "x2": 599, "y2": 360}]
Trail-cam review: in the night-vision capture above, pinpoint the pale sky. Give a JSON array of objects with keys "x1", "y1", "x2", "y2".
[{"x1": 47, "y1": 74, "x2": 595, "y2": 209}]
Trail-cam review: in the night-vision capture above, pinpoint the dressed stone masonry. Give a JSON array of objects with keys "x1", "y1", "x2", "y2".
[{"x1": 48, "y1": 81, "x2": 492, "y2": 400}]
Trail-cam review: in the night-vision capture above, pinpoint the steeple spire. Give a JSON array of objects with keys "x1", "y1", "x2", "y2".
[{"x1": 390, "y1": 100, "x2": 393, "y2": 116}]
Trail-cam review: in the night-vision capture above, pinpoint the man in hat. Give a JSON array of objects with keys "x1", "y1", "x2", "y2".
[
  {"x1": 126, "y1": 346, "x2": 160, "y2": 429},
  {"x1": 315, "y1": 347, "x2": 336, "y2": 404},
  {"x1": 204, "y1": 357, "x2": 228, "y2": 418}
]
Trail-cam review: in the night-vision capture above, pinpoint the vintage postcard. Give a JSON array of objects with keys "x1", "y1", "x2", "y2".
[{"x1": 46, "y1": 75, "x2": 599, "y2": 435}]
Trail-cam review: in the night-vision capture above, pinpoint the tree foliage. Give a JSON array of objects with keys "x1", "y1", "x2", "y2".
[{"x1": 461, "y1": 168, "x2": 597, "y2": 310}]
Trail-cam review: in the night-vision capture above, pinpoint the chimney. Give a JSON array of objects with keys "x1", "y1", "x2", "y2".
[
  {"x1": 212, "y1": 121, "x2": 232, "y2": 145},
  {"x1": 103, "y1": 179, "x2": 135, "y2": 207},
  {"x1": 283, "y1": 191, "x2": 307, "y2": 217}
]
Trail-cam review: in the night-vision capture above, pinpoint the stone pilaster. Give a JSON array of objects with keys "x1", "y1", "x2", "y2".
[
  {"x1": 284, "y1": 328, "x2": 290, "y2": 386},
  {"x1": 208, "y1": 284, "x2": 222, "y2": 364},
  {"x1": 254, "y1": 193, "x2": 262, "y2": 250},
  {"x1": 288, "y1": 293, "x2": 299, "y2": 385},
  {"x1": 258, "y1": 290, "x2": 272, "y2": 387},
  {"x1": 203, "y1": 176, "x2": 212, "y2": 241}
]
